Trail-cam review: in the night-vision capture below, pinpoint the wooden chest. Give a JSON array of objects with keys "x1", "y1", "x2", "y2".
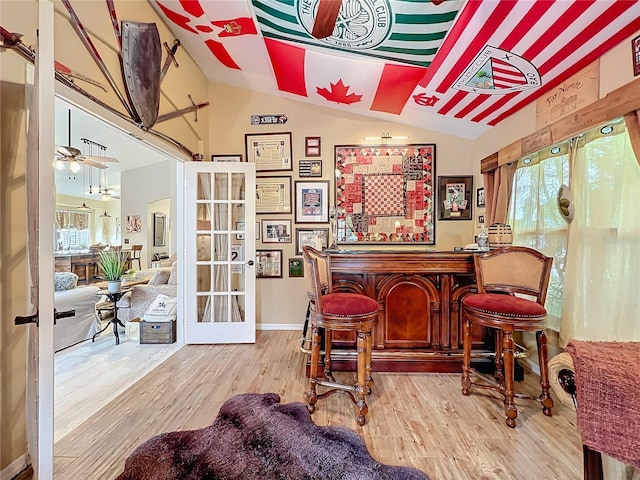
[{"x1": 140, "y1": 320, "x2": 176, "y2": 344}]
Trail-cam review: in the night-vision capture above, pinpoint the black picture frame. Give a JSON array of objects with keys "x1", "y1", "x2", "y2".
[
  {"x1": 476, "y1": 187, "x2": 485, "y2": 208},
  {"x1": 438, "y1": 176, "x2": 473, "y2": 221},
  {"x1": 295, "y1": 228, "x2": 329, "y2": 255},
  {"x1": 153, "y1": 212, "x2": 166, "y2": 246},
  {"x1": 299, "y1": 159, "x2": 322, "y2": 177}
]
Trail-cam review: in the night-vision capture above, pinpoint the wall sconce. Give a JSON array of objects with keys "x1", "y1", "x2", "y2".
[{"x1": 363, "y1": 132, "x2": 410, "y2": 143}]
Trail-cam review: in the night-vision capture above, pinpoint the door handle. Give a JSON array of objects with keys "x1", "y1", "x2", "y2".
[
  {"x1": 14, "y1": 308, "x2": 76, "y2": 327},
  {"x1": 246, "y1": 260, "x2": 254, "y2": 266}
]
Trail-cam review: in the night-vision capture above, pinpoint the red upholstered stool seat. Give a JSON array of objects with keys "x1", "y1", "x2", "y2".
[
  {"x1": 302, "y1": 246, "x2": 379, "y2": 426},
  {"x1": 461, "y1": 247, "x2": 554, "y2": 428},
  {"x1": 322, "y1": 293, "x2": 379, "y2": 317},
  {"x1": 463, "y1": 293, "x2": 547, "y2": 318}
]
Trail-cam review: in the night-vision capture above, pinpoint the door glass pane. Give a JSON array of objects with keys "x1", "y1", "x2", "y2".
[
  {"x1": 213, "y1": 264, "x2": 229, "y2": 293},
  {"x1": 197, "y1": 234, "x2": 212, "y2": 261},
  {"x1": 232, "y1": 202, "x2": 245, "y2": 233},
  {"x1": 232, "y1": 294, "x2": 246, "y2": 322},
  {"x1": 232, "y1": 173, "x2": 245, "y2": 200},
  {"x1": 197, "y1": 203, "x2": 211, "y2": 225},
  {"x1": 213, "y1": 204, "x2": 229, "y2": 230},
  {"x1": 213, "y1": 294, "x2": 228, "y2": 323},
  {"x1": 214, "y1": 172, "x2": 228, "y2": 200},
  {"x1": 197, "y1": 264, "x2": 211, "y2": 292},
  {"x1": 197, "y1": 295, "x2": 210, "y2": 322},
  {"x1": 197, "y1": 172, "x2": 211, "y2": 200},
  {"x1": 212, "y1": 234, "x2": 230, "y2": 260}
]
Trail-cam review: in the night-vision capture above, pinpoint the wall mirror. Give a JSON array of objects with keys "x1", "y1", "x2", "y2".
[{"x1": 153, "y1": 212, "x2": 166, "y2": 246}]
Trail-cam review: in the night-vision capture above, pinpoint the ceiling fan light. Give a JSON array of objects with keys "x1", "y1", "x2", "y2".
[
  {"x1": 55, "y1": 159, "x2": 66, "y2": 171},
  {"x1": 69, "y1": 160, "x2": 81, "y2": 173}
]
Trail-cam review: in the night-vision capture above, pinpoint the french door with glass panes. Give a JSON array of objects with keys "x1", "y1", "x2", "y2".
[{"x1": 184, "y1": 162, "x2": 256, "y2": 343}]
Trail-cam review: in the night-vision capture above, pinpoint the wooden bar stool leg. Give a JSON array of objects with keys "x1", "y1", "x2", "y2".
[
  {"x1": 355, "y1": 330, "x2": 368, "y2": 426},
  {"x1": 365, "y1": 330, "x2": 374, "y2": 393},
  {"x1": 461, "y1": 316, "x2": 472, "y2": 395},
  {"x1": 503, "y1": 330, "x2": 517, "y2": 428},
  {"x1": 536, "y1": 329, "x2": 554, "y2": 416},
  {"x1": 305, "y1": 327, "x2": 321, "y2": 414},
  {"x1": 324, "y1": 329, "x2": 335, "y2": 382},
  {"x1": 494, "y1": 329, "x2": 504, "y2": 384}
]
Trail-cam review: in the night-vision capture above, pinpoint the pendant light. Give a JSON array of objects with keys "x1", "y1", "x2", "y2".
[{"x1": 78, "y1": 165, "x2": 91, "y2": 211}]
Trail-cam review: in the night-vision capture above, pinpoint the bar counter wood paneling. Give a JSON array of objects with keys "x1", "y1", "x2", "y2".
[
  {"x1": 325, "y1": 250, "x2": 490, "y2": 373},
  {"x1": 55, "y1": 253, "x2": 97, "y2": 284}
]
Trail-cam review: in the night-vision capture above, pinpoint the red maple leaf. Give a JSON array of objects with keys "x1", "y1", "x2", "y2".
[{"x1": 316, "y1": 79, "x2": 362, "y2": 105}]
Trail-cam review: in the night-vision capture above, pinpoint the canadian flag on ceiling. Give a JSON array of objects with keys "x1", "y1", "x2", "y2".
[{"x1": 265, "y1": 38, "x2": 426, "y2": 116}]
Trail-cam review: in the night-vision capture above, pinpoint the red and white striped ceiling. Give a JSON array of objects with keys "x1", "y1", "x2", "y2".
[{"x1": 153, "y1": 0, "x2": 640, "y2": 138}]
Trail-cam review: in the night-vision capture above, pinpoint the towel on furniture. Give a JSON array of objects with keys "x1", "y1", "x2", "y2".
[
  {"x1": 116, "y1": 392, "x2": 430, "y2": 480},
  {"x1": 566, "y1": 340, "x2": 640, "y2": 469}
]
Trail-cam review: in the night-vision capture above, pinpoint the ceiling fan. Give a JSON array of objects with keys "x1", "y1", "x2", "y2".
[
  {"x1": 55, "y1": 109, "x2": 119, "y2": 170},
  {"x1": 311, "y1": 0, "x2": 445, "y2": 39}
]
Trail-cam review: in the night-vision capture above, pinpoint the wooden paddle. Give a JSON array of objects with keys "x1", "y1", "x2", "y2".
[
  {"x1": 311, "y1": 0, "x2": 342, "y2": 39},
  {"x1": 310, "y1": 0, "x2": 445, "y2": 39}
]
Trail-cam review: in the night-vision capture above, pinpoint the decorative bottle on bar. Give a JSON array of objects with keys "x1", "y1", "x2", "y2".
[
  {"x1": 329, "y1": 206, "x2": 338, "y2": 249},
  {"x1": 477, "y1": 224, "x2": 489, "y2": 251}
]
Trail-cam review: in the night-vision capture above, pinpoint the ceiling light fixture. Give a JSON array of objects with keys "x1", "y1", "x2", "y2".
[
  {"x1": 363, "y1": 132, "x2": 409, "y2": 142},
  {"x1": 69, "y1": 160, "x2": 81, "y2": 173}
]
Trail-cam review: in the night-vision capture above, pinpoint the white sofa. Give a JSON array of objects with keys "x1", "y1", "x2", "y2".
[{"x1": 54, "y1": 281, "x2": 101, "y2": 352}]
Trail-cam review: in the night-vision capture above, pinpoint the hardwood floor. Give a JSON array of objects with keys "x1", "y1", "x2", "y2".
[{"x1": 53, "y1": 330, "x2": 583, "y2": 479}]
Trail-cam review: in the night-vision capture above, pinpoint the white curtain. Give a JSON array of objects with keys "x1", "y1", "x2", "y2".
[
  {"x1": 560, "y1": 123, "x2": 640, "y2": 345},
  {"x1": 199, "y1": 173, "x2": 242, "y2": 323},
  {"x1": 507, "y1": 144, "x2": 570, "y2": 330}
]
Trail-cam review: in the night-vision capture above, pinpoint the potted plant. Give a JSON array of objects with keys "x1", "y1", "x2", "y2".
[{"x1": 96, "y1": 250, "x2": 128, "y2": 293}]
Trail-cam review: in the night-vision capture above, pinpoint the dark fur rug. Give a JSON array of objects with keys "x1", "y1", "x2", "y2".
[{"x1": 116, "y1": 392, "x2": 430, "y2": 480}]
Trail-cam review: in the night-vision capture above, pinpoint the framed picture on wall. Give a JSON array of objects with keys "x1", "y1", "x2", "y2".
[
  {"x1": 211, "y1": 154, "x2": 243, "y2": 162},
  {"x1": 476, "y1": 187, "x2": 485, "y2": 208},
  {"x1": 295, "y1": 180, "x2": 329, "y2": 223},
  {"x1": 305, "y1": 137, "x2": 321, "y2": 157},
  {"x1": 438, "y1": 176, "x2": 473, "y2": 221},
  {"x1": 295, "y1": 228, "x2": 329, "y2": 255},
  {"x1": 255, "y1": 176, "x2": 292, "y2": 214},
  {"x1": 245, "y1": 132, "x2": 292, "y2": 171},
  {"x1": 261, "y1": 219, "x2": 292, "y2": 243},
  {"x1": 289, "y1": 257, "x2": 304, "y2": 277},
  {"x1": 335, "y1": 143, "x2": 436, "y2": 244},
  {"x1": 256, "y1": 250, "x2": 282, "y2": 278}
]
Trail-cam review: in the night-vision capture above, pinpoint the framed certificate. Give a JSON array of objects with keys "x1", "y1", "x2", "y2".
[
  {"x1": 255, "y1": 176, "x2": 292, "y2": 214},
  {"x1": 245, "y1": 132, "x2": 292, "y2": 172}
]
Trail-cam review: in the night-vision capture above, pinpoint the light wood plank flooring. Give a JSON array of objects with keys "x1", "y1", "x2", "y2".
[
  {"x1": 53, "y1": 330, "x2": 583, "y2": 479},
  {"x1": 55, "y1": 327, "x2": 182, "y2": 442}
]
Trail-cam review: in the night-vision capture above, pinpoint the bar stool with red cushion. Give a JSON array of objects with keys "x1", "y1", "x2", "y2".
[
  {"x1": 461, "y1": 246, "x2": 554, "y2": 428},
  {"x1": 302, "y1": 246, "x2": 379, "y2": 426}
]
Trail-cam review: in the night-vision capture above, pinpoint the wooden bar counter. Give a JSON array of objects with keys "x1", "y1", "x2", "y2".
[{"x1": 324, "y1": 250, "x2": 490, "y2": 373}]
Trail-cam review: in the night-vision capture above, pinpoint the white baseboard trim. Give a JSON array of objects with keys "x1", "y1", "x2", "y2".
[
  {"x1": 1, "y1": 454, "x2": 28, "y2": 480},
  {"x1": 257, "y1": 323, "x2": 302, "y2": 331}
]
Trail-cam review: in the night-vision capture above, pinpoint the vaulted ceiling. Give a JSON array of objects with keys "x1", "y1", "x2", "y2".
[{"x1": 152, "y1": 0, "x2": 640, "y2": 139}]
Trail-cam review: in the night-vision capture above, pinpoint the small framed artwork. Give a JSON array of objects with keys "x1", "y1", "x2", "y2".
[
  {"x1": 305, "y1": 136, "x2": 321, "y2": 157},
  {"x1": 299, "y1": 159, "x2": 322, "y2": 177},
  {"x1": 235, "y1": 222, "x2": 245, "y2": 240},
  {"x1": 261, "y1": 219, "x2": 292, "y2": 243},
  {"x1": 245, "y1": 132, "x2": 292, "y2": 171},
  {"x1": 256, "y1": 250, "x2": 282, "y2": 278},
  {"x1": 295, "y1": 180, "x2": 330, "y2": 223},
  {"x1": 438, "y1": 176, "x2": 473, "y2": 221},
  {"x1": 476, "y1": 187, "x2": 485, "y2": 208},
  {"x1": 212, "y1": 154, "x2": 242, "y2": 162},
  {"x1": 633, "y1": 34, "x2": 640, "y2": 77},
  {"x1": 289, "y1": 257, "x2": 304, "y2": 277},
  {"x1": 295, "y1": 228, "x2": 329, "y2": 255},
  {"x1": 255, "y1": 176, "x2": 292, "y2": 214},
  {"x1": 477, "y1": 215, "x2": 485, "y2": 226},
  {"x1": 255, "y1": 222, "x2": 261, "y2": 240}
]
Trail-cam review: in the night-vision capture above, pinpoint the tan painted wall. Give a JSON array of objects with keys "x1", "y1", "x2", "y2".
[{"x1": 1, "y1": 1, "x2": 38, "y2": 473}]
